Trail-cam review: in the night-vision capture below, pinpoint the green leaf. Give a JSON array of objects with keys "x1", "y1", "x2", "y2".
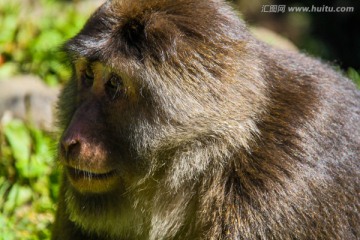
[
  {"x1": 3, "y1": 120, "x2": 32, "y2": 177},
  {"x1": 0, "y1": 62, "x2": 18, "y2": 78},
  {"x1": 3, "y1": 184, "x2": 33, "y2": 214},
  {"x1": 0, "y1": 15, "x2": 19, "y2": 43},
  {"x1": 347, "y1": 68, "x2": 360, "y2": 87}
]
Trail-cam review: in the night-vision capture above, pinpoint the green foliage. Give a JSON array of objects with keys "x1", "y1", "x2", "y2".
[
  {"x1": 0, "y1": 120, "x2": 59, "y2": 239},
  {"x1": 0, "y1": 0, "x2": 90, "y2": 85},
  {"x1": 347, "y1": 68, "x2": 360, "y2": 88},
  {"x1": 0, "y1": 0, "x2": 95, "y2": 238}
]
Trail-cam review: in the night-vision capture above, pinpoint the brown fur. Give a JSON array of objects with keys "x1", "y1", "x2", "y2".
[{"x1": 52, "y1": 0, "x2": 360, "y2": 239}]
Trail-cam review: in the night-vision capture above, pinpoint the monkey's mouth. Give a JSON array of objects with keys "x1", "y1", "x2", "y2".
[
  {"x1": 67, "y1": 167, "x2": 116, "y2": 180},
  {"x1": 66, "y1": 167, "x2": 119, "y2": 193}
]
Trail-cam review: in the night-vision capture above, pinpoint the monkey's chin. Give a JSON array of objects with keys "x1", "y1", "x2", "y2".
[{"x1": 66, "y1": 167, "x2": 120, "y2": 194}]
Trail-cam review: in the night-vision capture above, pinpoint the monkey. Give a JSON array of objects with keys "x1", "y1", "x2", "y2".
[{"x1": 52, "y1": 0, "x2": 360, "y2": 239}]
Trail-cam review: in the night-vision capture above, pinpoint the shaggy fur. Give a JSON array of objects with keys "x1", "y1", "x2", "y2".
[{"x1": 52, "y1": 0, "x2": 360, "y2": 239}]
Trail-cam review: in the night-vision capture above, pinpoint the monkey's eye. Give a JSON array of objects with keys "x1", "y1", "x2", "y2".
[
  {"x1": 82, "y1": 65, "x2": 94, "y2": 88},
  {"x1": 105, "y1": 74, "x2": 123, "y2": 100}
]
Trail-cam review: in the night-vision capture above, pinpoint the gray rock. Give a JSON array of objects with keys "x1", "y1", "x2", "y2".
[{"x1": 0, "y1": 75, "x2": 60, "y2": 130}]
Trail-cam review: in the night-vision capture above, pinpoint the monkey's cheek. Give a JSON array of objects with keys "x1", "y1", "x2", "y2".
[{"x1": 66, "y1": 167, "x2": 121, "y2": 194}]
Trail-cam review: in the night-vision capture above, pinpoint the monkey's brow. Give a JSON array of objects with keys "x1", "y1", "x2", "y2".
[{"x1": 64, "y1": 51, "x2": 100, "y2": 66}]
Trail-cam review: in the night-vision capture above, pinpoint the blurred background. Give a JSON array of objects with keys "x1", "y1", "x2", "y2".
[{"x1": 0, "y1": 0, "x2": 359, "y2": 239}]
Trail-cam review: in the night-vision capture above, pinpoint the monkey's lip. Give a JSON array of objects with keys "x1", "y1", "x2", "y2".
[
  {"x1": 66, "y1": 167, "x2": 119, "y2": 193},
  {"x1": 67, "y1": 167, "x2": 116, "y2": 179}
]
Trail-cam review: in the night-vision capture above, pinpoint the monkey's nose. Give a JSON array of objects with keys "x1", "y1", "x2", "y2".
[{"x1": 61, "y1": 138, "x2": 80, "y2": 160}]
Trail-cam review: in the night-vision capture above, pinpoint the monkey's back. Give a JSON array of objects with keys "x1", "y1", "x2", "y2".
[{"x1": 221, "y1": 42, "x2": 360, "y2": 239}]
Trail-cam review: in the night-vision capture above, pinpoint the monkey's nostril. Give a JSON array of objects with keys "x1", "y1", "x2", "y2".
[{"x1": 61, "y1": 138, "x2": 80, "y2": 159}]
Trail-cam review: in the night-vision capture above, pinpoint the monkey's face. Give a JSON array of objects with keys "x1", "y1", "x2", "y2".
[{"x1": 59, "y1": 59, "x2": 140, "y2": 194}]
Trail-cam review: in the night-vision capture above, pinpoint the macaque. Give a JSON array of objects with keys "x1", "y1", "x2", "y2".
[{"x1": 52, "y1": 0, "x2": 360, "y2": 239}]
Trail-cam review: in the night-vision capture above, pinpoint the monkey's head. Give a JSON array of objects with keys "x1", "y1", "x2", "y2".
[{"x1": 57, "y1": 0, "x2": 266, "y2": 233}]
